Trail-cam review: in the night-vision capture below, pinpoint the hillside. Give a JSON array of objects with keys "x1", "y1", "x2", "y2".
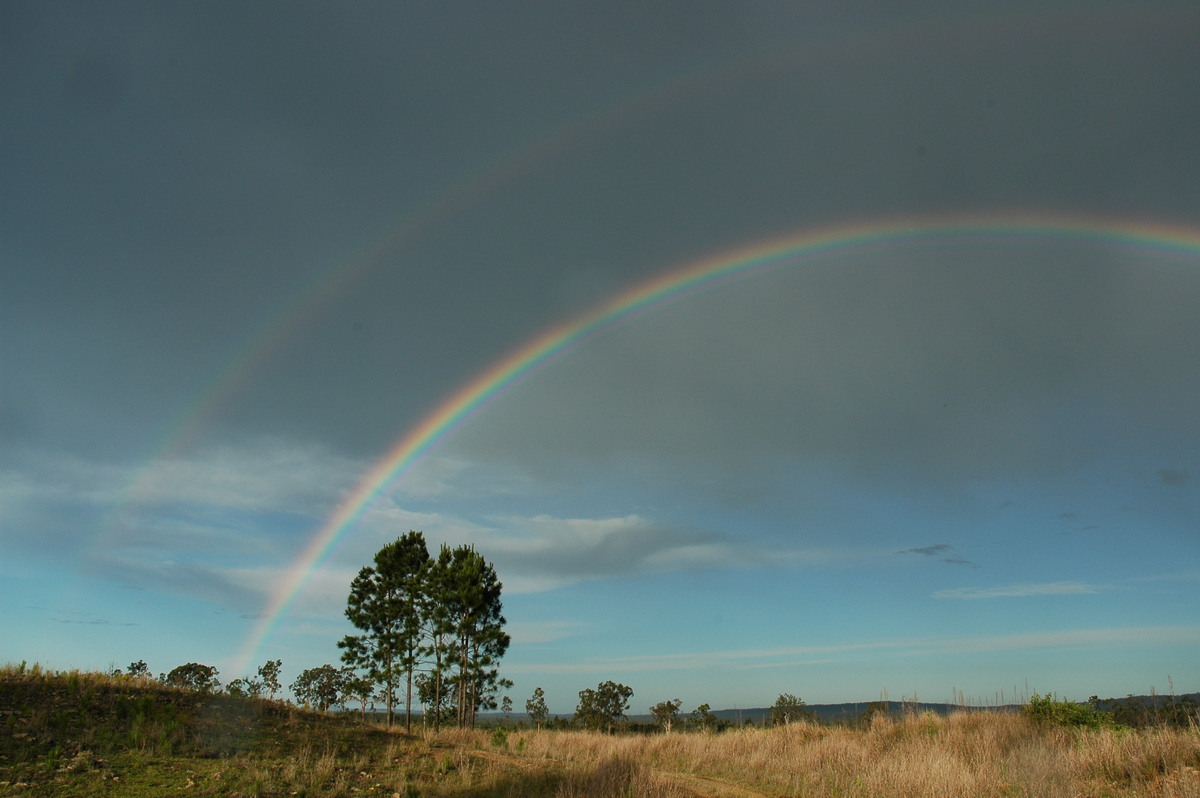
[
  {"x1": 4, "y1": 666, "x2": 1199, "y2": 797},
  {"x1": 0, "y1": 665, "x2": 400, "y2": 795}
]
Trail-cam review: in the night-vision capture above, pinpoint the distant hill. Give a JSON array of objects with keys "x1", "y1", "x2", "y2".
[
  {"x1": 481, "y1": 692, "x2": 1199, "y2": 727},
  {"x1": 478, "y1": 700, "x2": 1020, "y2": 727},
  {"x1": 625, "y1": 700, "x2": 1021, "y2": 727}
]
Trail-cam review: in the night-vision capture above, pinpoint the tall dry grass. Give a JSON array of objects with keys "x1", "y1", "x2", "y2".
[
  {"x1": 497, "y1": 710, "x2": 1200, "y2": 797},
  {"x1": 5, "y1": 665, "x2": 1196, "y2": 796}
]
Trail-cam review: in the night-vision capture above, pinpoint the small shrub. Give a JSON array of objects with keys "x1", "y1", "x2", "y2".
[{"x1": 1023, "y1": 693, "x2": 1116, "y2": 729}]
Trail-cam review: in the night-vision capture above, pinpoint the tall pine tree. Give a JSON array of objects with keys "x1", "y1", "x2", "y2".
[
  {"x1": 340, "y1": 534, "x2": 509, "y2": 730},
  {"x1": 339, "y1": 531, "x2": 430, "y2": 729},
  {"x1": 435, "y1": 544, "x2": 511, "y2": 728}
]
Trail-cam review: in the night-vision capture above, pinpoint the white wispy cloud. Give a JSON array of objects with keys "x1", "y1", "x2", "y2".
[
  {"x1": 1127, "y1": 570, "x2": 1200, "y2": 584},
  {"x1": 502, "y1": 640, "x2": 904, "y2": 675},
  {"x1": 507, "y1": 620, "x2": 586, "y2": 645},
  {"x1": 506, "y1": 625, "x2": 1200, "y2": 675},
  {"x1": 474, "y1": 513, "x2": 866, "y2": 593},
  {"x1": 119, "y1": 438, "x2": 362, "y2": 514},
  {"x1": 2, "y1": 440, "x2": 363, "y2": 555},
  {"x1": 83, "y1": 556, "x2": 264, "y2": 610},
  {"x1": 919, "y1": 626, "x2": 1200, "y2": 655},
  {"x1": 932, "y1": 581, "x2": 1099, "y2": 600},
  {"x1": 484, "y1": 514, "x2": 721, "y2": 580}
]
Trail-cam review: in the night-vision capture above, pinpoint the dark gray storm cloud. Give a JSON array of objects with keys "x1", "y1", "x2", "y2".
[
  {"x1": 5, "y1": 3, "x2": 1200, "y2": 700},
  {"x1": 1157, "y1": 469, "x2": 1189, "y2": 486},
  {"x1": 453, "y1": 240, "x2": 1200, "y2": 498},
  {"x1": 4, "y1": 1, "x2": 1200, "y2": 466}
]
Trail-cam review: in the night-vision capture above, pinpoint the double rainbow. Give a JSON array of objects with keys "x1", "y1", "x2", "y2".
[{"x1": 234, "y1": 212, "x2": 1200, "y2": 670}]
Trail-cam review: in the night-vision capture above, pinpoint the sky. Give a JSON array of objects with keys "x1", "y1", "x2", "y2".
[{"x1": 3, "y1": 1, "x2": 1200, "y2": 716}]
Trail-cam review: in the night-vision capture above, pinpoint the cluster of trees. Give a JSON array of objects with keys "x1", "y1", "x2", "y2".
[
  {"x1": 536, "y1": 681, "x2": 813, "y2": 733},
  {"x1": 645, "y1": 699, "x2": 721, "y2": 732},
  {"x1": 118, "y1": 532, "x2": 511, "y2": 733},
  {"x1": 575, "y1": 680, "x2": 635, "y2": 733},
  {"x1": 125, "y1": 657, "x2": 370, "y2": 714},
  {"x1": 338, "y1": 531, "x2": 510, "y2": 731},
  {"x1": 122, "y1": 533, "x2": 828, "y2": 738},
  {"x1": 125, "y1": 658, "x2": 283, "y2": 700}
]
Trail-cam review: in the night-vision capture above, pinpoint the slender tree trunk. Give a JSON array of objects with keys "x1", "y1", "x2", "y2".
[
  {"x1": 458, "y1": 653, "x2": 465, "y2": 728},
  {"x1": 467, "y1": 640, "x2": 480, "y2": 728},
  {"x1": 404, "y1": 658, "x2": 413, "y2": 733},
  {"x1": 432, "y1": 642, "x2": 444, "y2": 731},
  {"x1": 385, "y1": 650, "x2": 394, "y2": 729}
]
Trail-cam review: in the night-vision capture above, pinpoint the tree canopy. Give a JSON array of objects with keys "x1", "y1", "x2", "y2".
[
  {"x1": 526, "y1": 686, "x2": 550, "y2": 729},
  {"x1": 575, "y1": 680, "x2": 634, "y2": 733},
  {"x1": 339, "y1": 532, "x2": 510, "y2": 729},
  {"x1": 339, "y1": 531, "x2": 431, "y2": 729},
  {"x1": 290, "y1": 664, "x2": 347, "y2": 712},
  {"x1": 163, "y1": 663, "x2": 220, "y2": 693},
  {"x1": 651, "y1": 698, "x2": 682, "y2": 733},
  {"x1": 771, "y1": 693, "x2": 813, "y2": 726}
]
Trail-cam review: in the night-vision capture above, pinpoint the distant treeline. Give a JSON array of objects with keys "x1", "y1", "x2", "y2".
[{"x1": 345, "y1": 693, "x2": 1199, "y2": 730}]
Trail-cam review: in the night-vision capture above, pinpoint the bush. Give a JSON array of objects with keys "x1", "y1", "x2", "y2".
[
  {"x1": 1023, "y1": 693, "x2": 1116, "y2": 729},
  {"x1": 163, "y1": 663, "x2": 220, "y2": 693}
]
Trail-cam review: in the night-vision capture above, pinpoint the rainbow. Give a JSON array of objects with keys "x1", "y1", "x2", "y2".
[
  {"x1": 108, "y1": 3, "x2": 1197, "y2": 559},
  {"x1": 232, "y1": 211, "x2": 1200, "y2": 670}
]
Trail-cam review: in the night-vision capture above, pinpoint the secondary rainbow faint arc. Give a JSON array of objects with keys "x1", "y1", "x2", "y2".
[{"x1": 236, "y1": 212, "x2": 1200, "y2": 669}]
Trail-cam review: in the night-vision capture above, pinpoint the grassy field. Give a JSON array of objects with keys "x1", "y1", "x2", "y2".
[{"x1": 2, "y1": 665, "x2": 1198, "y2": 797}]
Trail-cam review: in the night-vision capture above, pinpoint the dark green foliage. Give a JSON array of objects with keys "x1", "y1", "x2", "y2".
[
  {"x1": 225, "y1": 677, "x2": 263, "y2": 698},
  {"x1": 257, "y1": 658, "x2": 282, "y2": 700},
  {"x1": 126, "y1": 659, "x2": 150, "y2": 678},
  {"x1": 575, "y1": 681, "x2": 634, "y2": 733},
  {"x1": 651, "y1": 698, "x2": 682, "y2": 732},
  {"x1": 341, "y1": 669, "x2": 377, "y2": 718},
  {"x1": 860, "y1": 701, "x2": 890, "y2": 725},
  {"x1": 690, "y1": 702, "x2": 717, "y2": 731},
  {"x1": 1023, "y1": 693, "x2": 1116, "y2": 729},
  {"x1": 526, "y1": 686, "x2": 550, "y2": 729},
  {"x1": 340, "y1": 532, "x2": 511, "y2": 731},
  {"x1": 163, "y1": 663, "x2": 220, "y2": 693},
  {"x1": 435, "y1": 542, "x2": 512, "y2": 729},
  {"x1": 289, "y1": 664, "x2": 347, "y2": 712},
  {"x1": 1104, "y1": 693, "x2": 1200, "y2": 728},
  {"x1": 771, "y1": 692, "x2": 814, "y2": 726},
  {"x1": 340, "y1": 530, "x2": 432, "y2": 730}
]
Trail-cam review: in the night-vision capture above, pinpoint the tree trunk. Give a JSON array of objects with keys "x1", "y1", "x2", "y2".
[
  {"x1": 385, "y1": 651, "x2": 394, "y2": 728},
  {"x1": 404, "y1": 658, "x2": 413, "y2": 733}
]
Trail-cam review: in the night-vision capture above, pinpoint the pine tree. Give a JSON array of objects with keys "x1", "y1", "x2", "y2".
[
  {"x1": 339, "y1": 533, "x2": 510, "y2": 731},
  {"x1": 339, "y1": 531, "x2": 431, "y2": 729},
  {"x1": 526, "y1": 686, "x2": 549, "y2": 729},
  {"x1": 433, "y1": 544, "x2": 512, "y2": 728}
]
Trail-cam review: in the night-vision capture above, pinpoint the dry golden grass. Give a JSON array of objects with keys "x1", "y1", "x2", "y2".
[
  {"x1": 4, "y1": 665, "x2": 1198, "y2": 796},
  {"x1": 491, "y1": 711, "x2": 1199, "y2": 797}
]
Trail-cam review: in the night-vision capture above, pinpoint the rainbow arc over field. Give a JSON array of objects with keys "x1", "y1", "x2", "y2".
[{"x1": 234, "y1": 212, "x2": 1200, "y2": 670}]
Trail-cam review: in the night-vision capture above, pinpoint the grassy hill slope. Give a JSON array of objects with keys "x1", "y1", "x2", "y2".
[{"x1": 3, "y1": 664, "x2": 1198, "y2": 797}]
